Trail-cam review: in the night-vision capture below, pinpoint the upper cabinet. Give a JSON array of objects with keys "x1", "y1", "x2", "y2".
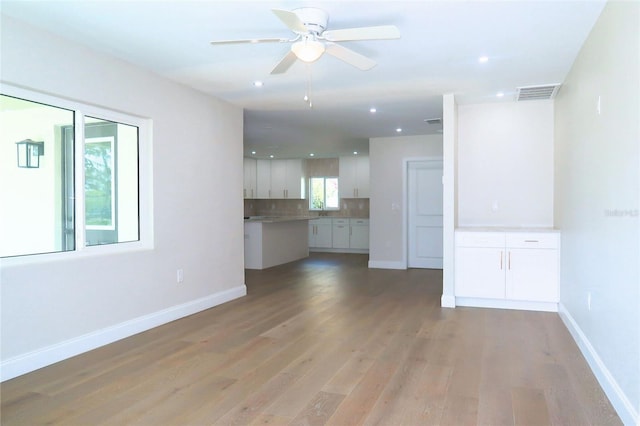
[
  {"x1": 243, "y1": 158, "x2": 257, "y2": 199},
  {"x1": 253, "y1": 158, "x2": 306, "y2": 199},
  {"x1": 339, "y1": 155, "x2": 369, "y2": 198}
]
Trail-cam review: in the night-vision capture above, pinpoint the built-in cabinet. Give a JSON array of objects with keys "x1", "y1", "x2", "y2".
[
  {"x1": 243, "y1": 158, "x2": 257, "y2": 199},
  {"x1": 339, "y1": 155, "x2": 369, "y2": 198},
  {"x1": 310, "y1": 218, "x2": 369, "y2": 252},
  {"x1": 254, "y1": 159, "x2": 306, "y2": 199},
  {"x1": 308, "y1": 218, "x2": 332, "y2": 248},
  {"x1": 455, "y1": 229, "x2": 560, "y2": 311}
]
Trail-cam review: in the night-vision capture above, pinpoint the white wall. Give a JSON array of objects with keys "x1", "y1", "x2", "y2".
[
  {"x1": 0, "y1": 16, "x2": 245, "y2": 379},
  {"x1": 458, "y1": 101, "x2": 554, "y2": 227},
  {"x1": 369, "y1": 134, "x2": 443, "y2": 268},
  {"x1": 554, "y1": 2, "x2": 639, "y2": 423}
]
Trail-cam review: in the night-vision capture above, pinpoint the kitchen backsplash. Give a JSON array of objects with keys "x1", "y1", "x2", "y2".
[{"x1": 244, "y1": 198, "x2": 369, "y2": 218}]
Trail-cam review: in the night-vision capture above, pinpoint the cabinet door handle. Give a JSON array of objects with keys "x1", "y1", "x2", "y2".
[
  {"x1": 508, "y1": 251, "x2": 511, "y2": 270},
  {"x1": 524, "y1": 240, "x2": 539, "y2": 243},
  {"x1": 500, "y1": 251, "x2": 503, "y2": 270},
  {"x1": 350, "y1": 226, "x2": 352, "y2": 236}
]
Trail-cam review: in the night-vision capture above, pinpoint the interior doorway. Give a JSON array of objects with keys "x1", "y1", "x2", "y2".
[{"x1": 407, "y1": 160, "x2": 443, "y2": 269}]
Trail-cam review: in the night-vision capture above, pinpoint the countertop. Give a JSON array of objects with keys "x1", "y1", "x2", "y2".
[
  {"x1": 456, "y1": 227, "x2": 560, "y2": 233},
  {"x1": 244, "y1": 216, "x2": 369, "y2": 223},
  {"x1": 244, "y1": 216, "x2": 315, "y2": 223}
]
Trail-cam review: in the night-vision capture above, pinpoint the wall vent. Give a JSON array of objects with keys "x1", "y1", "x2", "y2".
[
  {"x1": 516, "y1": 84, "x2": 561, "y2": 101},
  {"x1": 424, "y1": 118, "x2": 442, "y2": 125}
]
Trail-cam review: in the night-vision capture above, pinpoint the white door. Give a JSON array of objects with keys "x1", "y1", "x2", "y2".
[{"x1": 408, "y1": 161, "x2": 443, "y2": 268}]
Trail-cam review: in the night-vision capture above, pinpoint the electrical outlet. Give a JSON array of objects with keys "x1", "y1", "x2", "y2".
[{"x1": 177, "y1": 268, "x2": 184, "y2": 283}]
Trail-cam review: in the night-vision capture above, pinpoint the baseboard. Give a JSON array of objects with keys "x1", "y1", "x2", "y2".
[
  {"x1": 441, "y1": 294, "x2": 456, "y2": 308},
  {"x1": 367, "y1": 260, "x2": 406, "y2": 270},
  {"x1": 310, "y1": 248, "x2": 369, "y2": 254},
  {"x1": 558, "y1": 303, "x2": 638, "y2": 426},
  {"x1": 0, "y1": 284, "x2": 247, "y2": 382},
  {"x1": 455, "y1": 297, "x2": 558, "y2": 312}
]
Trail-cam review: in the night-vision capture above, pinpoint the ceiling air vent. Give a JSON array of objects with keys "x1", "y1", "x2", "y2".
[
  {"x1": 516, "y1": 84, "x2": 561, "y2": 101},
  {"x1": 424, "y1": 118, "x2": 442, "y2": 125}
]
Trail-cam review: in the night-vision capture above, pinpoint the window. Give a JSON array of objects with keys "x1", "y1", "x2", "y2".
[
  {"x1": 0, "y1": 89, "x2": 148, "y2": 258},
  {"x1": 309, "y1": 177, "x2": 339, "y2": 211}
]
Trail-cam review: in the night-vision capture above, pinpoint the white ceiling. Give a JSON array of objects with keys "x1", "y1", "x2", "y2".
[{"x1": 1, "y1": 0, "x2": 605, "y2": 159}]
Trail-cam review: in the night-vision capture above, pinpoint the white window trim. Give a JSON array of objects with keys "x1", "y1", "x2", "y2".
[
  {"x1": 309, "y1": 176, "x2": 340, "y2": 211},
  {"x1": 0, "y1": 82, "x2": 154, "y2": 265}
]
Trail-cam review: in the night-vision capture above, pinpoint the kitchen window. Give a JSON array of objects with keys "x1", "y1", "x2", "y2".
[
  {"x1": 0, "y1": 87, "x2": 151, "y2": 259},
  {"x1": 309, "y1": 177, "x2": 339, "y2": 211}
]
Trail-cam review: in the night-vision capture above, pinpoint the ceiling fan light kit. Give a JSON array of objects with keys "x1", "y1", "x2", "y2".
[{"x1": 291, "y1": 37, "x2": 325, "y2": 63}]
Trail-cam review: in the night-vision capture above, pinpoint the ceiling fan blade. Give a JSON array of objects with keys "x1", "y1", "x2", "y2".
[
  {"x1": 210, "y1": 38, "x2": 288, "y2": 45},
  {"x1": 271, "y1": 51, "x2": 298, "y2": 74},
  {"x1": 325, "y1": 43, "x2": 376, "y2": 70},
  {"x1": 323, "y1": 25, "x2": 400, "y2": 42},
  {"x1": 272, "y1": 9, "x2": 307, "y2": 33}
]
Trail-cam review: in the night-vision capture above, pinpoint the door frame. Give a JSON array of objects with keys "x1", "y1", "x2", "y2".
[{"x1": 402, "y1": 156, "x2": 443, "y2": 269}]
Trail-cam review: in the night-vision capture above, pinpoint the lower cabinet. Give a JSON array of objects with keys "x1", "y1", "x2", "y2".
[
  {"x1": 309, "y1": 218, "x2": 369, "y2": 252},
  {"x1": 455, "y1": 230, "x2": 560, "y2": 311},
  {"x1": 308, "y1": 218, "x2": 332, "y2": 248}
]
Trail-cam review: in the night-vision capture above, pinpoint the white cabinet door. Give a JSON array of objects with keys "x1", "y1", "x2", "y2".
[
  {"x1": 339, "y1": 156, "x2": 369, "y2": 198},
  {"x1": 309, "y1": 218, "x2": 332, "y2": 248},
  {"x1": 315, "y1": 222, "x2": 332, "y2": 248},
  {"x1": 284, "y1": 159, "x2": 305, "y2": 199},
  {"x1": 332, "y1": 219, "x2": 350, "y2": 249},
  {"x1": 354, "y1": 156, "x2": 369, "y2": 198},
  {"x1": 455, "y1": 247, "x2": 505, "y2": 298},
  {"x1": 270, "y1": 160, "x2": 287, "y2": 198},
  {"x1": 243, "y1": 158, "x2": 257, "y2": 199},
  {"x1": 349, "y1": 218, "x2": 369, "y2": 249},
  {"x1": 256, "y1": 160, "x2": 272, "y2": 199},
  {"x1": 506, "y1": 248, "x2": 559, "y2": 302}
]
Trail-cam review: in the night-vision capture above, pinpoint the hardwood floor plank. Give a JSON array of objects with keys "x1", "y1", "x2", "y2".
[
  {"x1": 289, "y1": 391, "x2": 345, "y2": 426},
  {"x1": 511, "y1": 386, "x2": 551, "y2": 426}
]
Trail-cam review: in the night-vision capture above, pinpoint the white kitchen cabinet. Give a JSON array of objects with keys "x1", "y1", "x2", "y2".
[
  {"x1": 243, "y1": 158, "x2": 257, "y2": 199},
  {"x1": 257, "y1": 159, "x2": 305, "y2": 199},
  {"x1": 455, "y1": 230, "x2": 559, "y2": 311},
  {"x1": 332, "y1": 218, "x2": 350, "y2": 249},
  {"x1": 339, "y1": 155, "x2": 369, "y2": 198},
  {"x1": 256, "y1": 159, "x2": 271, "y2": 199},
  {"x1": 349, "y1": 218, "x2": 369, "y2": 249},
  {"x1": 308, "y1": 218, "x2": 332, "y2": 248}
]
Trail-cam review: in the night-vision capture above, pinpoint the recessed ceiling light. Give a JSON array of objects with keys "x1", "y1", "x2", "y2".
[
  {"x1": 353, "y1": 151, "x2": 358, "y2": 155},
  {"x1": 253, "y1": 81, "x2": 263, "y2": 87},
  {"x1": 478, "y1": 56, "x2": 489, "y2": 63},
  {"x1": 269, "y1": 154, "x2": 274, "y2": 158},
  {"x1": 497, "y1": 92, "x2": 505, "y2": 98},
  {"x1": 369, "y1": 107, "x2": 377, "y2": 113},
  {"x1": 309, "y1": 153, "x2": 315, "y2": 157},
  {"x1": 396, "y1": 128, "x2": 402, "y2": 133},
  {"x1": 251, "y1": 151, "x2": 256, "y2": 155}
]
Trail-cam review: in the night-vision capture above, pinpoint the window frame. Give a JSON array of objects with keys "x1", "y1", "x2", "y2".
[
  {"x1": 309, "y1": 176, "x2": 340, "y2": 211},
  {"x1": 1, "y1": 83, "x2": 154, "y2": 264}
]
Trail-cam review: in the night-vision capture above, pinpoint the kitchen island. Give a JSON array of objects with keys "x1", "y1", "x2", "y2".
[{"x1": 244, "y1": 217, "x2": 311, "y2": 270}]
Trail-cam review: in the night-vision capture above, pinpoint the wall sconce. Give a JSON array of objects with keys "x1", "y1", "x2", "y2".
[{"x1": 16, "y1": 139, "x2": 45, "y2": 168}]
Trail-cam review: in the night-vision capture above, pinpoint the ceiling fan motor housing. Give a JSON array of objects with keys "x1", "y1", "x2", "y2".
[{"x1": 293, "y1": 7, "x2": 329, "y2": 35}]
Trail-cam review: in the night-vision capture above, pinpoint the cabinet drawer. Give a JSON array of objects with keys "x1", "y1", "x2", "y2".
[
  {"x1": 310, "y1": 218, "x2": 333, "y2": 226},
  {"x1": 333, "y1": 218, "x2": 349, "y2": 225},
  {"x1": 455, "y1": 232, "x2": 505, "y2": 248},
  {"x1": 506, "y1": 232, "x2": 559, "y2": 249},
  {"x1": 350, "y1": 218, "x2": 369, "y2": 226}
]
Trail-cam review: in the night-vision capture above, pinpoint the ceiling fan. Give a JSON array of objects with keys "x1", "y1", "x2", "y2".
[{"x1": 210, "y1": 7, "x2": 400, "y2": 74}]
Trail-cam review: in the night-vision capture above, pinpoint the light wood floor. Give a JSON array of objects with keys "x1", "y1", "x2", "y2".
[{"x1": 1, "y1": 253, "x2": 621, "y2": 425}]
